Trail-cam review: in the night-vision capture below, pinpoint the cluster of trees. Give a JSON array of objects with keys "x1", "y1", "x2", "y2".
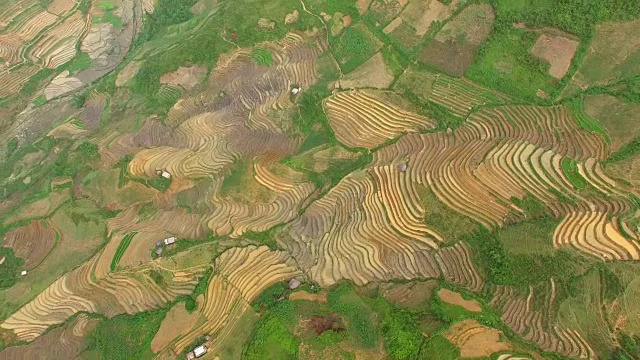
[
  {"x1": 0, "y1": 247, "x2": 25, "y2": 290},
  {"x1": 492, "y1": 0, "x2": 640, "y2": 38}
]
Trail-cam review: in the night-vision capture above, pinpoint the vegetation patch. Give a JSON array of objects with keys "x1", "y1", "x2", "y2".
[
  {"x1": 421, "y1": 335, "x2": 459, "y2": 360},
  {"x1": 465, "y1": 226, "x2": 592, "y2": 288},
  {"x1": 32, "y1": 95, "x2": 46, "y2": 107},
  {"x1": 327, "y1": 283, "x2": 379, "y2": 348},
  {"x1": 331, "y1": 22, "x2": 383, "y2": 73},
  {"x1": 0, "y1": 247, "x2": 25, "y2": 289},
  {"x1": 243, "y1": 301, "x2": 299, "y2": 360},
  {"x1": 88, "y1": 309, "x2": 166, "y2": 360},
  {"x1": 466, "y1": 27, "x2": 555, "y2": 102}
]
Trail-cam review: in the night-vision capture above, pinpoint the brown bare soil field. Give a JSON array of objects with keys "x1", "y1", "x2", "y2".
[
  {"x1": 1, "y1": 203, "x2": 205, "y2": 342},
  {"x1": 369, "y1": 0, "x2": 406, "y2": 26},
  {"x1": 356, "y1": 0, "x2": 371, "y2": 15},
  {"x1": 378, "y1": 280, "x2": 438, "y2": 308},
  {"x1": 570, "y1": 19, "x2": 640, "y2": 88},
  {"x1": 282, "y1": 165, "x2": 444, "y2": 286},
  {"x1": 444, "y1": 319, "x2": 510, "y2": 358},
  {"x1": 160, "y1": 65, "x2": 207, "y2": 90},
  {"x1": 606, "y1": 153, "x2": 640, "y2": 187},
  {"x1": 437, "y1": 288, "x2": 482, "y2": 312},
  {"x1": 530, "y1": 33, "x2": 579, "y2": 79},
  {"x1": 419, "y1": 4, "x2": 494, "y2": 75},
  {"x1": 497, "y1": 355, "x2": 533, "y2": 360},
  {"x1": 584, "y1": 94, "x2": 640, "y2": 151},
  {"x1": 435, "y1": 4, "x2": 494, "y2": 45},
  {"x1": 338, "y1": 51, "x2": 394, "y2": 89},
  {"x1": 120, "y1": 34, "x2": 327, "y2": 238},
  {"x1": 289, "y1": 290, "x2": 328, "y2": 303},
  {"x1": 151, "y1": 300, "x2": 202, "y2": 353},
  {"x1": 383, "y1": 17, "x2": 402, "y2": 34},
  {"x1": 47, "y1": 121, "x2": 88, "y2": 139},
  {"x1": 553, "y1": 211, "x2": 640, "y2": 261},
  {"x1": 28, "y1": 11, "x2": 89, "y2": 68},
  {"x1": 489, "y1": 282, "x2": 598, "y2": 359},
  {"x1": 419, "y1": 40, "x2": 475, "y2": 76},
  {"x1": 399, "y1": 0, "x2": 458, "y2": 37},
  {"x1": 5, "y1": 188, "x2": 70, "y2": 224},
  {"x1": 329, "y1": 12, "x2": 352, "y2": 36},
  {"x1": 3, "y1": 220, "x2": 56, "y2": 269},
  {"x1": 47, "y1": 0, "x2": 76, "y2": 16}
]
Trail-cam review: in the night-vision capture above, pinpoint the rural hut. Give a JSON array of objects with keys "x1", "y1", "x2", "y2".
[{"x1": 288, "y1": 278, "x2": 301, "y2": 289}]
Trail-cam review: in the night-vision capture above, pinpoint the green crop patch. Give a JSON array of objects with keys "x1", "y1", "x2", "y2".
[
  {"x1": 110, "y1": 232, "x2": 137, "y2": 271},
  {"x1": 327, "y1": 283, "x2": 379, "y2": 348},
  {"x1": 64, "y1": 52, "x2": 92, "y2": 74},
  {"x1": 32, "y1": 95, "x2": 46, "y2": 107},
  {"x1": 98, "y1": 1, "x2": 115, "y2": 10},
  {"x1": 102, "y1": 11, "x2": 123, "y2": 28},
  {"x1": 560, "y1": 158, "x2": 587, "y2": 190},
  {"x1": 252, "y1": 47, "x2": 273, "y2": 66},
  {"x1": 566, "y1": 98, "x2": 609, "y2": 140}
]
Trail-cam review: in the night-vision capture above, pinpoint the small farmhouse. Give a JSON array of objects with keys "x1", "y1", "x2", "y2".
[
  {"x1": 193, "y1": 344, "x2": 207, "y2": 358},
  {"x1": 163, "y1": 237, "x2": 176, "y2": 245}
]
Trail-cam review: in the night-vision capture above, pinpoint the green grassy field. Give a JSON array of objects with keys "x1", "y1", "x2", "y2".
[
  {"x1": 466, "y1": 28, "x2": 555, "y2": 102},
  {"x1": 331, "y1": 22, "x2": 383, "y2": 73}
]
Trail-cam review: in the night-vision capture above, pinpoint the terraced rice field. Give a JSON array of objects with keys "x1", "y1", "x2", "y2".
[
  {"x1": 0, "y1": 0, "x2": 92, "y2": 97},
  {"x1": 428, "y1": 74, "x2": 510, "y2": 117},
  {"x1": 28, "y1": 11, "x2": 89, "y2": 68},
  {"x1": 171, "y1": 246, "x2": 300, "y2": 353},
  {"x1": 3, "y1": 219, "x2": 56, "y2": 269},
  {"x1": 3, "y1": 4, "x2": 640, "y2": 358},
  {"x1": 490, "y1": 281, "x2": 596, "y2": 359},
  {"x1": 1, "y1": 227, "x2": 205, "y2": 342},
  {"x1": 0, "y1": 314, "x2": 98, "y2": 359},
  {"x1": 325, "y1": 90, "x2": 436, "y2": 148}
]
